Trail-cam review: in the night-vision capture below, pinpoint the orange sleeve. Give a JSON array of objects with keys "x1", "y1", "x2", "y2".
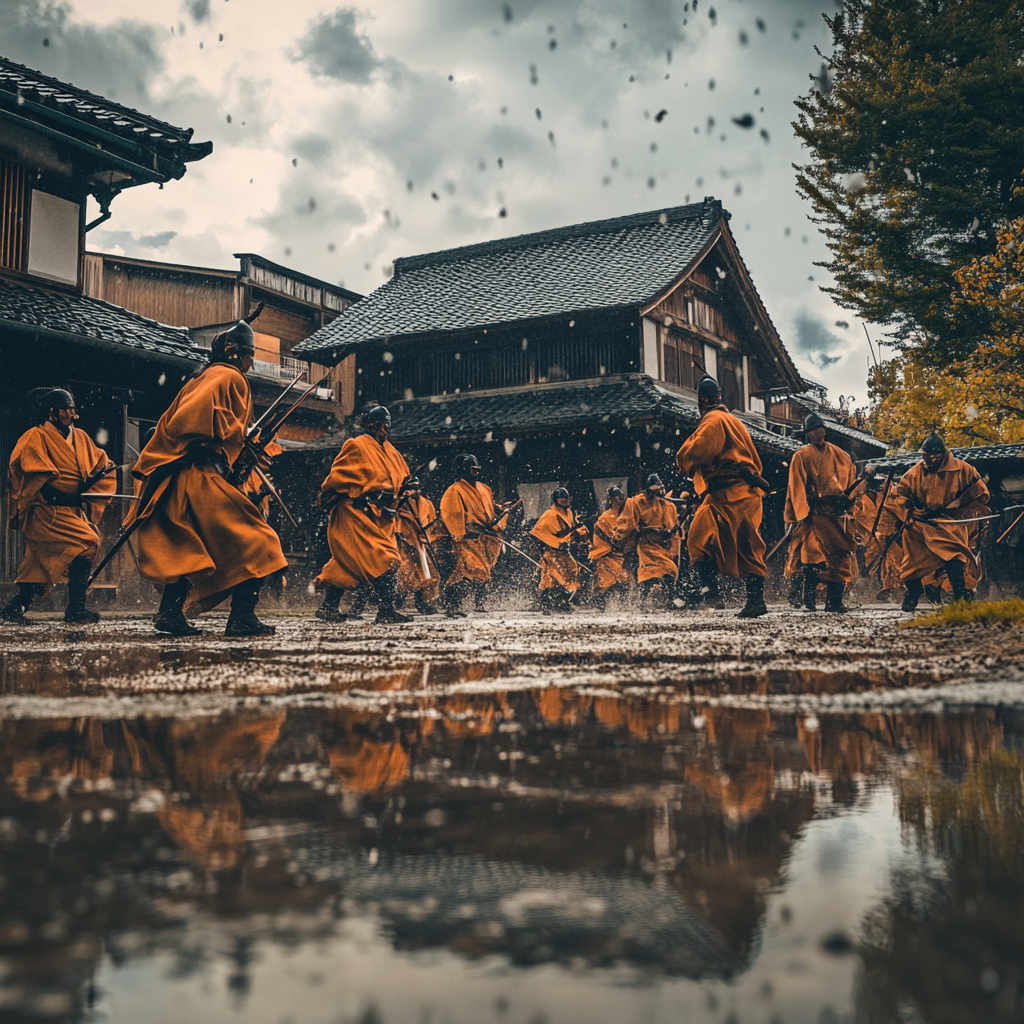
[
  {"x1": 786, "y1": 448, "x2": 811, "y2": 523},
  {"x1": 531, "y1": 507, "x2": 566, "y2": 549},
  {"x1": 440, "y1": 485, "x2": 467, "y2": 540},
  {"x1": 322, "y1": 438, "x2": 374, "y2": 497},
  {"x1": 613, "y1": 497, "x2": 640, "y2": 542},
  {"x1": 676, "y1": 414, "x2": 726, "y2": 478}
]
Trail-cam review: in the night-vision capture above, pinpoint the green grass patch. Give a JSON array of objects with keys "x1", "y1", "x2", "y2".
[{"x1": 901, "y1": 598, "x2": 1024, "y2": 629}]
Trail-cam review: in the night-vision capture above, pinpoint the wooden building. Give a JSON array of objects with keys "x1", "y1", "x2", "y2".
[
  {"x1": 0, "y1": 55, "x2": 211, "y2": 584},
  {"x1": 287, "y1": 201, "x2": 811, "y2": 531},
  {"x1": 81, "y1": 252, "x2": 363, "y2": 442}
]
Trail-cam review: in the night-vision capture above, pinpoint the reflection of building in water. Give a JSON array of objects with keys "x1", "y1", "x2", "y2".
[{"x1": 0, "y1": 701, "x2": 1020, "y2": 1020}]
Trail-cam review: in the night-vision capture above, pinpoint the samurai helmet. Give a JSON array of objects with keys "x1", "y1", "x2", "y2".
[
  {"x1": 921, "y1": 432, "x2": 946, "y2": 456},
  {"x1": 364, "y1": 404, "x2": 392, "y2": 426},
  {"x1": 210, "y1": 320, "x2": 256, "y2": 362},
  {"x1": 802, "y1": 412, "x2": 826, "y2": 435},
  {"x1": 454, "y1": 453, "x2": 481, "y2": 480},
  {"x1": 607, "y1": 485, "x2": 625, "y2": 500},
  {"x1": 552, "y1": 487, "x2": 571, "y2": 503},
  {"x1": 697, "y1": 375, "x2": 722, "y2": 400},
  {"x1": 645, "y1": 472, "x2": 664, "y2": 490}
]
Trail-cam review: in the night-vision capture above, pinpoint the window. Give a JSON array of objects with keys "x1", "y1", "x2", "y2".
[
  {"x1": 660, "y1": 327, "x2": 701, "y2": 390},
  {"x1": 1, "y1": 160, "x2": 28, "y2": 271},
  {"x1": 27, "y1": 190, "x2": 80, "y2": 285}
]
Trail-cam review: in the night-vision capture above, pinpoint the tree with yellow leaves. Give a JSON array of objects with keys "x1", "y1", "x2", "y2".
[{"x1": 869, "y1": 216, "x2": 1024, "y2": 449}]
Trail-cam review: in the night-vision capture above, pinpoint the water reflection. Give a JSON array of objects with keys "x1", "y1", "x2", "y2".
[{"x1": 1, "y1": 688, "x2": 1022, "y2": 1022}]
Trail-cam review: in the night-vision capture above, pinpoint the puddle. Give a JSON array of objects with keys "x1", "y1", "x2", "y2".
[{"x1": 1, "y1": 613, "x2": 1023, "y2": 1022}]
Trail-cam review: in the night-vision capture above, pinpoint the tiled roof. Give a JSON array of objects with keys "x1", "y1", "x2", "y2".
[
  {"x1": 0, "y1": 55, "x2": 211, "y2": 170},
  {"x1": 294, "y1": 200, "x2": 725, "y2": 361},
  {"x1": 0, "y1": 278, "x2": 204, "y2": 363},
  {"x1": 873, "y1": 444, "x2": 1024, "y2": 470},
  {"x1": 388, "y1": 374, "x2": 800, "y2": 455},
  {"x1": 822, "y1": 420, "x2": 888, "y2": 451}
]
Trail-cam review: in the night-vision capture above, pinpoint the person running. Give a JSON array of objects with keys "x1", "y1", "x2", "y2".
[
  {"x1": 125, "y1": 321, "x2": 288, "y2": 637},
  {"x1": 437, "y1": 455, "x2": 505, "y2": 617},
  {"x1": 892, "y1": 433, "x2": 989, "y2": 611},
  {"x1": 531, "y1": 488, "x2": 589, "y2": 614},
  {"x1": 589, "y1": 485, "x2": 632, "y2": 608},
  {"x1": 2, "y1": 388, "x2": 116, "y2": 624},
  {"x1": 675, "y1": 375, "x2": 770, "y2": 618},
  {"x1": 614, "y1": 474, "x2": 679, "y2": 608},
  {"x1": 784, "y1": 413, "x2": 861, "y2": 613},
  {"x1": 395, "y1": 476, "x2": 440, "y2": 615},
  {"x1": 315, "y1": 405, "x2": 416, "y2": 625}
]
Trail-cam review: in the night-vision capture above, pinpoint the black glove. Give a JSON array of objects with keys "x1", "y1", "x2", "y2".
[{"x1": 41, "y1": 483, "x2": 82, "y2": 507}]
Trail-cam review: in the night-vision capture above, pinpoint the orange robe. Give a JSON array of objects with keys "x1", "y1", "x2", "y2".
[
  {"x1": 7, "y1": 422, "x2": 116, "y2": 583},
  {"x1": 784, "y1": 442, "x2": 859, "y2": 585},
  {"x1": 852, "y1": 488, "x2": 903, "y2": 592},
  {"x1": 614, "y1": 493, "x2": 679, "y2": 582},
  {"x1": 531, "y1": 505, "x2": 585, "y2": 593},
  {"x1": 126, "y1": 362, "x2": 288, "y2": 610},
  {"x1": 317, "y1": 433, "x2": 411, "y2": 589},
  {"x1": 676, "y1": 406, "x2": 768, "y2": 578},
  {"x1": 590, "y1": 507, "x2": 632, "y2": 592},
  {"x1": 396, "y1": 492, "x2": 439, "y2": 599},
  {"x1": 439, "y1": 480, "x2": 504, "y2": 584},
  {"x1": 893, "y1": 454, "x2": 989, "y2": 583}
]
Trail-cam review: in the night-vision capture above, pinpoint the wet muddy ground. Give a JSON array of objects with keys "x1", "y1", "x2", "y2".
[{"x1": 1, "y1": 606, "x2": 1023, "y2": 1023}]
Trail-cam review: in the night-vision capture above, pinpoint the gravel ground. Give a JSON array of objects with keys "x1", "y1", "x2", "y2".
[{"x1": 3, "y1": 604, "x2": 1023, "y2": 720}]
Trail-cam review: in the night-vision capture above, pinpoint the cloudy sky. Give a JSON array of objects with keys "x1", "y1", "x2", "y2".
[{"x1": 3, "y1": 0, "x2": 879, "y2": 404}]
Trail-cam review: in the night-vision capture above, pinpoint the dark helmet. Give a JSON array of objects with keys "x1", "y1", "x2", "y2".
[
  {"x1": 645, "y1": 472, "x2": 664, "y2": 490},
  {"x1": 607, "y1": 485, "x2": 625, "y2": 500},
  {"x1": 405, "y1": 475, "x2": 421, "y2": 491},
  {"x1": 802, "y1": 412, "x2": 827, "y2": 435},
  {"x1": 697, "y1": 375, "x2": 722, "y2": 400},
  {"x1": 552, "y1": 487, "x2": 571, "y2": 503},
  {"x1": 454, "y1": 453, "x2": 481, "y2": 480},
  {"x1": 365, "y1": 405, "x2": 392, "y2": 426},
  {"x1": 40, "y1": 388, "x2": 76, "y2": 410},
  {"x1": 210, "y1": 320, "x2": 256, "y2": 361},
  {"x1": 921, "y1": 432, "x2": 946, "y2": 456}
]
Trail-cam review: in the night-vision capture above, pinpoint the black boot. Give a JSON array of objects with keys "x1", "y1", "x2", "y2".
[
  {"x1": 902, "y1": 578, "x2": 924, "y2": 613},
  {"x1": 315, "y1": 585, "x2": 348, "y2": 623},
  {"x1": 225, "y1": 577, "x2": 276, "y2": 636},
  {"x1": 1, "y1": 583, "x2": 45, "y2": 624},
  {"x1": 823, "y1": 581, "x2": 849, "y2": 614},
  {"x1": 472, "y1": 581, "x2": 489, "y2": 612},
  {"x1": 64, "y1": 557, "x2": 100, "y2": 624},
  {"x1": 349, "y1": 584, "x2": 370, "y2": 620},
  {"x1": 945, "y1": 559, "x2": 970, "y2": 602},
  {"x1": 803, "y1": 563, "x2": 823, "y2": 611},
  {"x1": 414, "y1": 591, "x2": 439, "y2": 615},
  {"x1": 694, "y1": 559, "x2": 724, "y2": 609},
  {"x1": 443, "y1": 582, "x2": 468, "y2": 618},
  {"x1": 373, "y1": 568, "x2": 413, "y2": 624},
  {"x1": 154, "y1": 578, "x2": 202, "y2": 636},
  {"x1": 787, "y1": 575, "x2": 804, "y2": 609},
  {"x1": 924, "y1": 583, "x2": 944, "y2": 607},
  {"x1": 736, "y1": 575, "x2": 768, "y2": 618}
]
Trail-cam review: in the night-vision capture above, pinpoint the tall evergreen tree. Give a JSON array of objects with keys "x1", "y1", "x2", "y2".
[{"x1": 793, "y1": 0, "x2": 1024, "y2": 364}]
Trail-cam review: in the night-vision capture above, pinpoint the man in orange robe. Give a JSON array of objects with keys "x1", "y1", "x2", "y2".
[
  {"x1": 438, "y1": 454, "x2": 505, "y2": 617},
  {"x1": 531, "y1": 487, "x2": 589, "y2": 613},
  {"x1": 590, "y1": 485, "x2": 632, "y2": 607},
  {"x1": 676, "y1": 376, "x2": 770, "y2": 617},
  {"x1": 852, "y1": 477, "x2": 904, "y2": 599},
  {"x1": 3, "y1": 388, "x2": 116, "y2": 624},
  {"x1": 784, "y1": 414, "x2": 861, "y2": 613},
  {"x1": 614, "y1": 473, "x2": 679, "y2": 607},
  {"x1": 893, "y1": 433, "x2": 989, "y2": 610},
  {"x1": 395, "y1": 476, "x2": 439, "y2": 615},
  {"x1": 315, "y1": 405, "x2": 416, "y2": 624},
  {"x1": 126, "y1": 321, "x2": 288, "y2": 637}
]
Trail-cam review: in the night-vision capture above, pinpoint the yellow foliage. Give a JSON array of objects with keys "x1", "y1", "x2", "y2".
[
  {"x1": 900, "y1": 599, "x2": 1024, "y2": 629},
  {"x1": 867, "y1": 215, "x2": 1024, "y2": 450}
]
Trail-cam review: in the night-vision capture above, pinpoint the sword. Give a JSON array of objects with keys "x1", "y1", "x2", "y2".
[
  {"x1": 397, "y1": 494, "x2": 443, "y2": 578},
  {"x1": 765, "y1": 523, "x2": 794, "y2": 561},
  {"x1": 251, "y1": 465, "x2": 299, "y2": 530},
  {"x1": 869, "y1": 473, "x2": 895, "y2": 539},
  {"x1": 80, "y1": 493, "x2": 140, "y2": 499},
  {"x1": 465, "y1": 529, "x2": 547, "y2": 573},
  {"x1": 997, "y1": 508, "x2": 1024, "y2": 545},
  {"x1": 247, "y1": 369, "x2": 306, "y2": 438}
]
